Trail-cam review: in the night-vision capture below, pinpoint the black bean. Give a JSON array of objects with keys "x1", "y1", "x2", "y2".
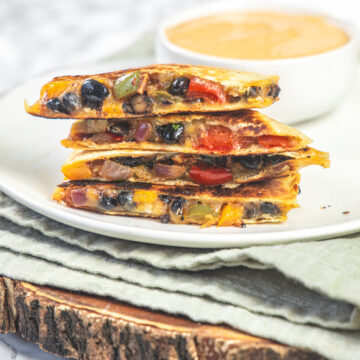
[
  {"x1": 156, "y1": 126, "x2": 165, "y2": 139},
  {"x1": 117, "y1": 191, "x2": 133, "y2": 206},
  {"x1": 229, "y1": 96, "x2": 241, "y2": 103},
  {"x1": 160, "y1": 214, "x2": 170, "y2": 223},
  {"x1": 171, "y1": 197, "x2": 186, "y2": 214},
  {"x1": 236, "y1": 155, "x2": 263, "y2": 170},
  {"x1": 200, "y1": 156, "x2": 227, "y2": 168},
  {"x1": 156, "y1": 126, "x2": 163, "y2": 137},
  {"x1": 46, "y1": 98, "x2": 70, "y2": 114},
  {"x1": 156, "y1": 124, "x2": 184, "y2": 144},
  {"x1": 273, "y1": 85, "x2": 281, "y2": 98},
  {"x1": 169, "y1": 77, "x2": 190, "y2": 96},
  {"x1": 62, "y1": 92, "x2": 80, "y2": 112},
  {"x1": 265, "y1": 155, "x2": 292, "y2": 166},
  {"x1": 215, "y1": 156, "x2": 227, "y2": 168},
  {"x1": 161, "y1": 100, "x2": 172, "y2": 105},
  {"x1": 121, "y1": 157, "x2": 143, "y2": 167},
  {"x1": 200, "y1": 155, "x2": 216, "y2": 167},
  {"x1": 109, "y1": 122, "x2": 129, "y2": 136},
  {"x1": 267, "y1": 84, "x2": 281, "y2": 98},
  {"x1": 157, "y1": 157, "x2": 174, "y2": 165},
  {"x1": 129, "y1": 94, "x2": 151, "y2": 114},
  {"x1": 144, "y1": 159, "x2": 154, "y2": 169},
  {"x1": 260, "y1": 202, "x2": 280, "y2": 215},
  {"x1": 112, "y1": 157, "x2": 143, "y2": 167},
  {"x1": 245, "y1": 205, "x2": 258, "y2": 219},
  {"x1": 122, "y1": 102, "x2": 134, "y2": 114},
  {"x1": 165, "y1": 124, "x2": 184, "y2": 143},
  {"x1": 298, "y1": 186, "x2": 301, "y2": 195},
  {"x1": 99, "y1": 195, "x2": 117, "y2": 210},
  {"x1": 247, "y1": 86, "x2": 261, "y2": 98},
  {"x1": 158, "y1": 195, "x2": 171, "y2": 204},
  {"x1": 81, "y1": 79, "x2": 109, "y2": 109}
]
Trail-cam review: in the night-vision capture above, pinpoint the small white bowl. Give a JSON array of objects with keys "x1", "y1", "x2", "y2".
[{"x1": 156, "y1": 2, "x2": 359, "y2": 124}]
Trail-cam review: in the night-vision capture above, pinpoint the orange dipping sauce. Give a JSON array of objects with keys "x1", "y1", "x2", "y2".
[{"x1": 166, "y1": 11, "x2": 349, "y2": 60}]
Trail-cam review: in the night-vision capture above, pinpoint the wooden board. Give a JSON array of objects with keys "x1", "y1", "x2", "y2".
[{"x1": 0, "y1": 276, "x2": 325, "y2": 360}]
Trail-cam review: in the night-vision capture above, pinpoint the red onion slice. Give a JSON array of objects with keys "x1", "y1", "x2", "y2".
[
  {"x1": 134, "y1": 122, "x2": 152, "y2": 142},
  {"x1": 91, "y1": 132, "x2": 117, "y2": 144},
  {"x1": 154, "y1": 164, "x2": 186, "y2": 179},
  {"x1": 70, "y1": 188, "x2": 87, "y2": 207},
  {"x1": 99, "y1": 160, "x2": 133, "y2": 180}
]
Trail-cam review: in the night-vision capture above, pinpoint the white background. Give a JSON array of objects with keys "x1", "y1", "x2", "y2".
[{"x1": 1, "y1": 0, "x2": 360, "y2": 94}]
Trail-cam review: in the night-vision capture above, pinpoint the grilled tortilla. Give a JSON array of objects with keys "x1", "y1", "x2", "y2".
[
  {"x1": 25, "y1": 65, "x2": 279, "y2": 119},
  {"x1": 61, "y1": 148, "x2": 329, "y2": 187},
  {"x1": 52, "y1": 175, "x2": 300, "y2": 227},
  {"x1": 62, "y1": 110, "x2": 311, "y2": 155}
]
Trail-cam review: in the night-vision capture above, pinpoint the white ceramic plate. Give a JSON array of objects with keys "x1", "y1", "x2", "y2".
[{"x1": 0, "y1": 63, "x2": 359, "y2": 248}]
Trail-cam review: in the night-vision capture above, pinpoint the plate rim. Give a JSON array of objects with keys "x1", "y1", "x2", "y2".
[
  {"x1": 0, "y1": 67, "x2": 359, "y2": 248},
  {"x1": 1, "y1": 178, "x2": 359, "y2": 248}
]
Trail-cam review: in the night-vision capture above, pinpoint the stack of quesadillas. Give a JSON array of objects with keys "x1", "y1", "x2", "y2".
[{"x1": 26, "y1": 65, "x2": 329, "y2": 226}]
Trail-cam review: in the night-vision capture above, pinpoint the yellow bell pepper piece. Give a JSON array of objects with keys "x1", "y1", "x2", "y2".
[
  {"x1": 51, "y1": 188, "x2": 64, "y2": 202},
  {"x1": 102, "y1": 100, "x2": 123, "y2": 117},
  {"x1": 62, "y1": 163, "x2": 92, "y2": 180},
  {"x1": 133, "y1": 190, "x2": 158, "y2": 203},
  {"x1": 218, "y1": 204, "x2": 244, "y2": 227},
  {"x1": 86, "y1": 188, "x2": 99, "y2": 203},
  {"x1": 41, "y1": 80, "x2": 73, "y2": 98}
]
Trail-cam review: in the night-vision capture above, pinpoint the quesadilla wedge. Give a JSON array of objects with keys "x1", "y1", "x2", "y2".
[
  {"x1": 52, "y1": 174, "x2": 300, "y2": 227},
  {"x1": 62, "y1": 148, "x2": 329, "y2": 187},
  {"x1": 62, "y1": 110, "x2": 311, "y2": 155},
  {"x1": 25, "y1": 65, "x2": 279, "y2": 119}
]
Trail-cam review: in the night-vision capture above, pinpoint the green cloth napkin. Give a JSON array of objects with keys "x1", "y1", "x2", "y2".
[{"x1": 1, "y1": 192, "x2": 360, "y2": 360}]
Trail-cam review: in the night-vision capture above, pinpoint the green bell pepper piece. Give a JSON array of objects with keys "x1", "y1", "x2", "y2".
[
  {"x1": 114, "y1": 71, "x2": 140, "y2": 100},
  {"x1": 187, "y1": 204, "x2": 215, "y2": 220}
]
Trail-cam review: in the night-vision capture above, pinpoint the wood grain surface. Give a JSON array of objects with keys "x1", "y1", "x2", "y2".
[{"x1": 0, "y1": 276, "x2": 325, "y2": 360}]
